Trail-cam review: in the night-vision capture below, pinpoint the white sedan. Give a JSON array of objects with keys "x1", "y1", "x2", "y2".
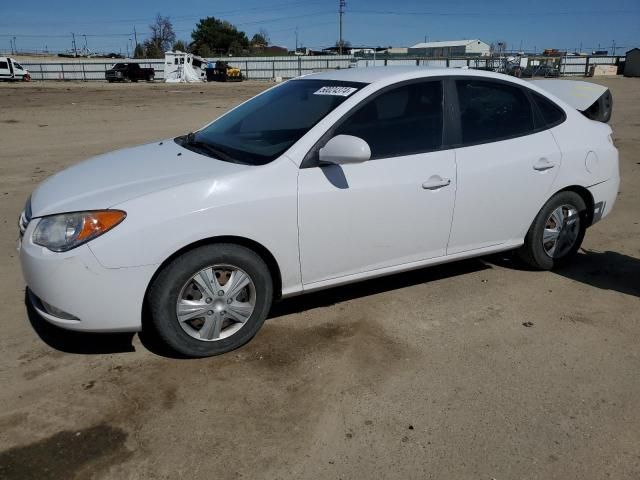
[{"x1": 19, "y1": 68, "x2": 619, "y2": 357}]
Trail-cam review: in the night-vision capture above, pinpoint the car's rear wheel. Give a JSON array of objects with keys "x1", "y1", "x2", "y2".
[
  {"x1": 147, "y1": 244, "x2": 273, "y2": 357},
  {"x1": 517, "y1": 191, "x2": 588, "y2": 270}
]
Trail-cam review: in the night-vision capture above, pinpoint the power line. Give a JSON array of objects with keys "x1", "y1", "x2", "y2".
[{"x1": 349, "y1": 8, "x2": 640, "y2": 17}]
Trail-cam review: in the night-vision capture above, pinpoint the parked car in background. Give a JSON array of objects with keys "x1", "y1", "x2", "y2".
[
  {"x1": 105, "y1": 63, "x2": 155, "y2": 82},
  {"x1": 20, "y1": 67, "x2": 619, "y2": 357},
  {"x1": 0, "y1": 57, "x2": 30, "y2": 81},
  {"x1": 521, "y1": 64, "x2": 560, "y2": 78}
]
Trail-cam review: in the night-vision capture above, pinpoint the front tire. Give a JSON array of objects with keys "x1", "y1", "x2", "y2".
[
  {"x1": 517, "y1": 191, "x2": 588, "y2": 270},
  {"x1": 147, "y1": 244, "x2": 273, "y2": 357}
]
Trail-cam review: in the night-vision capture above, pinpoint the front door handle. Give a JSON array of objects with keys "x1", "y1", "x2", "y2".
[
  {"x1": 422, "y1": 176, "x2": 451, "y2": 190},
  {"x1": 533, "y1": 158, "x2": 557, "y2": 171}
]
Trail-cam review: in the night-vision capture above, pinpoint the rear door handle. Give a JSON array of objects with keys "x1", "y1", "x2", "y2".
[
  {"x1": 533, "y1": 158, "x2": 557, "y2": 171},
  {"x1": 422, "y1": 176, "x2": 451, "y2": 190}
]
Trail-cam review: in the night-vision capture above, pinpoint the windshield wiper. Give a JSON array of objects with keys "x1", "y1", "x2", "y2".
[{"x1": 183, "y1": 132, "x2": 240, "y2": 164}]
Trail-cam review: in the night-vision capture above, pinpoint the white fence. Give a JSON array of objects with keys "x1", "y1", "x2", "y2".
[
  {"x1": 356, "y1": 55, "x2": 623, "y2": 76},
  {"x1": 19, "y1": 54, "x2": 622, "y2": 81},
  {"x1": 20, "y1": 56, "x2": 353, "y2": 81}
]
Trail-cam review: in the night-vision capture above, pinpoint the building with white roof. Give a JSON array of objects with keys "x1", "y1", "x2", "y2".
[{"x1": 408, "y1": 39, "x2": 490, "y2": 57}]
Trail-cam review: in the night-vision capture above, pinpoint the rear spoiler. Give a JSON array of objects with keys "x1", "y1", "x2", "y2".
[{"x1": 529, "y1": 79, "x2": 612, "y2": 123}]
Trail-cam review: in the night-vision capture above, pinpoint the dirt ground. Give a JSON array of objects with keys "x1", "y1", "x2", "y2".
[{"x1": 0, "y1": 77, "x2": 639, "y2": 480}]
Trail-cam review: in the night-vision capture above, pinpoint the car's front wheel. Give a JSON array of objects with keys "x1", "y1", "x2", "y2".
[
  {"x1": 517, "y1": 191, "x2": 588, "y2": 270},
  {"x1": 147, "y1": 244, "x2": 273, "y2": 357}
]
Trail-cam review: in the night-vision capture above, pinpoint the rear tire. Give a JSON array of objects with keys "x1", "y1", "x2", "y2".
[
  {"x1": 517, "y1": 191, "x2": 588, "y2": 270},
  {"x1": 147, "y1": 244, "x2": 273, "y2": 358}
]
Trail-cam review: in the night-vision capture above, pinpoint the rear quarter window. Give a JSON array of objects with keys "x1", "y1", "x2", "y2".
[
  {"x1": 0, "y1": 61, "x2": 7, "y2": 69},
  {"x1": 531, "y1": 92, "x2": 566, "y2": 128}
]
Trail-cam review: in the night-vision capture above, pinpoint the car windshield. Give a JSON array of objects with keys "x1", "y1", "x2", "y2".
[{"x1": 177, "y1": 79, "x2": 367, "y2": 165}]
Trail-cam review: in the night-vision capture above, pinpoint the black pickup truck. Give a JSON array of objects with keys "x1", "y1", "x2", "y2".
[{"x1": 105, "y1": 63, "x2": 155, "y2": 82}]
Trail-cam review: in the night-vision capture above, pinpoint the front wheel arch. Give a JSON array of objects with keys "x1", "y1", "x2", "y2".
[{"x1": 144, "y1": 236, "x2": 283, "y2": 310}]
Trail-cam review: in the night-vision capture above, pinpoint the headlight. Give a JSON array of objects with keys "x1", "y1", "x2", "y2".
[{"x1": 32, "y1": 210, "x2": 126, "y2": 252}]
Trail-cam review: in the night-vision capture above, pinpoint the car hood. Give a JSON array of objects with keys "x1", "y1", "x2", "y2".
[{"x1": 30, "y1": 139, "x2": 247, "y2": 217}]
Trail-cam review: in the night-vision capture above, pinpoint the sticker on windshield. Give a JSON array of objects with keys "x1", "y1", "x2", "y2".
[{"x1": 313, "y1": 86, "x2": 358, "y2": 97}]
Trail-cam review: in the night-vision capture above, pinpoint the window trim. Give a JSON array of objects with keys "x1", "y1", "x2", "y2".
[
  {"x1": 447, "y1": 75, "x2": 553, "y2": 149},
  {"x1": 301, "y1": 77, "x2": 451, "y2": 169}
]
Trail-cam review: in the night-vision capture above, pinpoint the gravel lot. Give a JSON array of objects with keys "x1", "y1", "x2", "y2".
[{"x1": 0, "y1": 77, "x2": 639, "y2": 480}]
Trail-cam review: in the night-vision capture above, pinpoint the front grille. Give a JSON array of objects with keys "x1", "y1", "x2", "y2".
[
  {"x1": 18, "y1": 199, "x2": 32, "y2": 238},
  {"x1": 18, "y1": 211, "x2": 29, "y2": 238}
]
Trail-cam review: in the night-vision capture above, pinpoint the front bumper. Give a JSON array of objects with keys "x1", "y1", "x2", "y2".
[{"x1": 19, "y1": 219, "x2": 157, "y2": 332}]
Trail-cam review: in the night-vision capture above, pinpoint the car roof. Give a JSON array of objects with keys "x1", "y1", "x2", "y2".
[{"x1": 297, "y1": 66, "x2": 518, "y2": 85}]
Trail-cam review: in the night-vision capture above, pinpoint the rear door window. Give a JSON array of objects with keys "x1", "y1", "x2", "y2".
[
  {"x1": 334, "y1": 80, "x2": 444, "y2": 159},
  {"x1": 455, "y1": 79, "x2": 535, "y2": 145},
  {"x1": 0, "y1": 61, "x2": 7, "y2": 69}
]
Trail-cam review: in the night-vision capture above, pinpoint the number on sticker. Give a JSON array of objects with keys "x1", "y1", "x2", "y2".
[{"x1": 314, "y1": 86, "x2": 358, "y2": 97}]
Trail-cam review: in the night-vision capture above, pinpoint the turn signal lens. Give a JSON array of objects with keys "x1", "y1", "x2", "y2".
[
  {"x1": 76, "y1": 211, "x2": 126, "y2": 241},
  {"x1": 33, "y1": 210, "x2": 126, "y2": 252}
]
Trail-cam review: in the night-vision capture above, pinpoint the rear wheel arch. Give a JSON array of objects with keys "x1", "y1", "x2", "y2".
[{"x1": 555, "y1": 185, "x2": 595, "y2": 227}]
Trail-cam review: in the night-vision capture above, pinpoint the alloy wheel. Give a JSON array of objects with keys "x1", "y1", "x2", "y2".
[
  {"x1": 176, "y1": 264, "x2": 256, "y2": 341},
  {"x1": 542, "y1": 204, "x2": 580, "y2": 258}
]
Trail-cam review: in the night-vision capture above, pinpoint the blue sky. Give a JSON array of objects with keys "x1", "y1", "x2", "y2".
[{"x1": 1, "y1": 0, "x2": 639, "y2": 54}]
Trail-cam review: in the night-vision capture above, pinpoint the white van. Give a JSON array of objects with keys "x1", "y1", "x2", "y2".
[{"x1": 0, "y1": 57, "x2": 30, "y2": 81}]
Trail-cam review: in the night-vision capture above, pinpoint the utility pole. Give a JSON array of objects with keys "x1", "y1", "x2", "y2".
[
  {"x1": 611, "y1": 40, "x2": 616, "y2": 56},
  {"x1": 71, "y1": 32, "x2": 78, "y2": 57},
  {"x1": 9, "y1": 39, "x2": 13, "y2": 54},
  {"x1": 133, "y1": 26, "x2": 139, "y2": 49},
  {"x1": 295, "y1": 26, "x2": 299, "y2": 53},
  {"x1": 338, "y1": 0, "x2": 345, "y2": 55}
]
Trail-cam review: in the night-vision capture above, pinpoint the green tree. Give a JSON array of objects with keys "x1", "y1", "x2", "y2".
[
  {"x1": 250, "y1": 29, "x2": 269, "y2": 48},
  {"x1": 191, "y1": 17, "x2": 248, "y2": 56},
  {"x1": 172, "y1": 40, "x2": 189, "y2": 52},
  {"x1": 143, "y1": 39, "x2": 163, "y2": 58}
]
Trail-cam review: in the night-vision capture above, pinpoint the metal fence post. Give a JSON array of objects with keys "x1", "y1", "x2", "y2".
[
  {"x1": 245, "y1": 60, "x2": 248, "y2": 80},
  {"x1": 584, "y1": 56, "x2": 590, "y2": 77},
  {"x1": 81, "y1": 61, "x2": 86, "y2": 81},
  {"x1": 298, "y1": 56, "x2": 302, "y2": 76},
  {"x1": 272, "y1": 61, "x2": 275, "y2": 79},
  {"x1": 61, "y1": 63, "x2": 64, "y2": 81}
]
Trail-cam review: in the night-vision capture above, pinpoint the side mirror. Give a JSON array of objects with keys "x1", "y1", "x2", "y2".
[{"x1": 319, "y1": 135, "x2": 371, "y2": 165}]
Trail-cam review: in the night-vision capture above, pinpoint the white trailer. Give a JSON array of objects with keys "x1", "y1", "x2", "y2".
[{"x1": 164, "y1": 51, "x2": 206, "y2": 83}]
